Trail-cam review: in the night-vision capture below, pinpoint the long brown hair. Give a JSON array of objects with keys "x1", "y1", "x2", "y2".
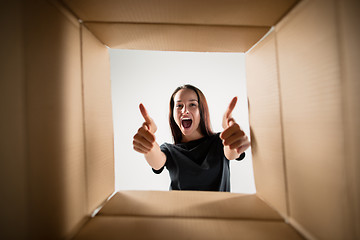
[{"x1": 169, "y1": 85, "x2": 214, "y2": 144}]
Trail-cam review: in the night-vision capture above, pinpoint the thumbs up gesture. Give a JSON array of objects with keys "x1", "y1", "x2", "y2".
[
  {"x1": 133, "y1": 104, "x2": 157, "y2": 154},
  {"x1": 220, "y1": 97, "x2": 250, "y2": 158}
]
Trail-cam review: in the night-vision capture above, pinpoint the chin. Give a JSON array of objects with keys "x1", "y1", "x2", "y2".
[
  {"x1": 181, "y1": 129, "x2": 193, "y2": 136},
  {"x1": 182, "y1": 125, "x2": 199, "y2": 136}
]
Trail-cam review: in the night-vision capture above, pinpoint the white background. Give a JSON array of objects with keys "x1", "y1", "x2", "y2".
[{"x1": 110, "y1": 49, "x2": 256, "y2": 193}]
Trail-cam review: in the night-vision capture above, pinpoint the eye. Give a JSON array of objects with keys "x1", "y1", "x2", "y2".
[
  {"x1": 176, "y1": 104, "x2": 183, "y2": 108},
  {"x1": 190, "y1": 103, "x2": 197, "y2": 107}
]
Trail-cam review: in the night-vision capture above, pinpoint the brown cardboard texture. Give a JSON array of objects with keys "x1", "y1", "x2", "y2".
[
  {"x1": 74, "y1": 191, "x2": 302, "y2": 240},
  {"x1": 81, "y1": 25, "x2": 115, "y2": 215},
  {"x1": 1, "y1": 0, "x2": 359, "y2": 239},
  {"x1": 97, "y1": 191, "x2": 283, "y2": 220},
  {"x1": 246, "y1": 31, "x2": 288, "y2": 218},
  {"x1": 276, "y1": 1, "x2": 349, "y2": 239},
  {"x1": 24, "y1": 0, "x2": 86, "y2": 238}
]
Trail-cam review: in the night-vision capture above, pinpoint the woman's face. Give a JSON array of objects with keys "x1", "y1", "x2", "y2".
[{"x1": 173, "y1": 88, "x2": 203, "y2": 142}]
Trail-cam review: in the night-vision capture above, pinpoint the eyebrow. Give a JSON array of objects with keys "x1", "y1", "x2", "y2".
[{"x1": 176, "y1": 99, "x2": 198, "y2": 102}]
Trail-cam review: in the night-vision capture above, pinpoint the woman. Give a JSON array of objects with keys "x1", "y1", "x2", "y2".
[{"x1": 133, "y1": 84, "x2": 250, "y2": 191}]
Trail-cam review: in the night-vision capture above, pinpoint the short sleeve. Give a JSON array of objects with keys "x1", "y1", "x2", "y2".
[
  {"x1": 152, "y1": 166, "x2": 164, "y2": 174},
  {"x1": 235, "y1": 152, "x2": 246, "y2": 161}
]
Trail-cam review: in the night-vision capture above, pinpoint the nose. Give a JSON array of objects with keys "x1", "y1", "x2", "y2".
[{"x1": 181, "y1": 106, "x2": 189, "y2": 114}]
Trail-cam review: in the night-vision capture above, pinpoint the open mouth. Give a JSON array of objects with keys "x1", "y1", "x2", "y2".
[{"x1": 181, "y1": 118, "x2": 192, "y2": 129}]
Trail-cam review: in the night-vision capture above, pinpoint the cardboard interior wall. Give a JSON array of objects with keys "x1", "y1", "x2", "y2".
[
  {"x1": 340, "y1": 0, "x2": 360, "y2": 237},
  {"x1": 1, "y1": 0, "x2": 359, "y2": 239},
  {"x1": 1, "y1": 0, "x2": 114, "y2": 239},
  {"x1": 63, "y1": 0, "x2": 299, "y2": 52},
  {"x1": 246, "y1": 0, "x2": 360, "y2": 239},
  {"x1": 1, "y1": 1, "x2": 28, "y2": 239},
  {"x1": 278, "y1": 1, "x2": 351, "y2": 238},
  {"x1": 246, "y1": 31, "x2": 288, "y2": 218},
  {"x1": 81, "y1": 25, "x2": 114, "y2": 215},
  {"x1": 24, "y1": 0, "x2": 86, "y2": 237}
]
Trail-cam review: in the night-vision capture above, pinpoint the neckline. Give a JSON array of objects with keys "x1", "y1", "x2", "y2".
[{"x1": 177, "y1": 135, "x2": 209, "y2": 146}]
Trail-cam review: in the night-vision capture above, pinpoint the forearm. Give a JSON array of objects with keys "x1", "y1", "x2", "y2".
[
  {"x1": 224, "y1": 145, "x2": 241, "y2": 160},
  {"x1": 144, "y1": 142, "x2": 166, "y2": 170}
]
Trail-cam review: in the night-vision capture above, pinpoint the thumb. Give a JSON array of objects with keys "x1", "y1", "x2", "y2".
[
  {"x1": 139, "y1": 103, "x2": 157, "y2": 134},
  {"x1": 225, "y1": 97, "x2": 238, "y2": 119},
  {"x1": 223, "y1": 97, "x2": 237, "y2": 129},
  {"x1": 139, "y1": 103, "x2": 152, "y2": 124}
]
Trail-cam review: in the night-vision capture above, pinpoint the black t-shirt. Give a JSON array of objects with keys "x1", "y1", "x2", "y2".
[{"x1": 153, "y1": 133, "x2": 245, "y2": 192}]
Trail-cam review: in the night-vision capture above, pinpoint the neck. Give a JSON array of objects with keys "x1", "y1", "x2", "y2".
[{"x1": 181, "y1": 129, "x2": 204, "y2": 143}]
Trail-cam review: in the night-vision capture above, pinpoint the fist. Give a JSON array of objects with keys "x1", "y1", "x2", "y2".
[{"x1": 220, "y1": 122, "x2": 250, "y2": 154}]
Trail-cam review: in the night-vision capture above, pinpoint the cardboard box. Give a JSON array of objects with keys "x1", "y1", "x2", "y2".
[{"x1": 1, "y1": 0, "x2": 359, "y2": 239}]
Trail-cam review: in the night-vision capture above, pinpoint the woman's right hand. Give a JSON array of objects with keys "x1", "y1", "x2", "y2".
[{"x1": 133, "y1": 104, "x2": 157, "y2": 154}]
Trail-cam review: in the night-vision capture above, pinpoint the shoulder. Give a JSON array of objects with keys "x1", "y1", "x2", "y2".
[
  {"x1": 160, "y1": 142, "x2": 179, "y2": 157},
  {"x1": 160, "y1": 142, "x2": 174, "y2": 151}
]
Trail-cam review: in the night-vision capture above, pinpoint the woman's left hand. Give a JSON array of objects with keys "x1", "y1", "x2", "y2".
[{"x1": 220, "y1": 97, "x2": 250, "y2": 156}]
